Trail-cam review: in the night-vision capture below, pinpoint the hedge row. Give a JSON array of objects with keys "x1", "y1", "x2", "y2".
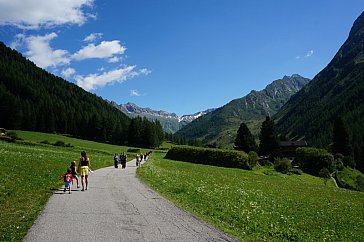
[
  {"x1": 165, "y1": 146, "x2": 250, "y2": 169},
  {"x1": 295, "y1": 147, "x2": 334, "y2": 176}
]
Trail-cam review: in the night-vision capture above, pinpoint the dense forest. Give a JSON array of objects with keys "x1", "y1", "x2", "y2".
[
  {"x1": 0, "y1": 41, "x2": 163, "y2": 148},
  {"x1": 274, "y1": 12, "x2": 364, "y2": 172}
]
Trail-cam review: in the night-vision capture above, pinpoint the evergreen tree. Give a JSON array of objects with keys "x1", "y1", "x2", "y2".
[
  {"x1": 332, "y1": 117, "x2": 353, "y2": 157},
  {"x1": 258, "y1": 116, "x2": 279, "y2": 156},
  {"x1": 234, "y1": 122, "x2": 257, "y2": 152}
]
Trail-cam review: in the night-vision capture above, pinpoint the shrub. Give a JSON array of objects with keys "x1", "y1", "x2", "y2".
[
  {"x1": 0, "y1": 136, "x2": 13, "y2": 142},
  {"x1": 336, "y1": 167, "x2": 364, "y2": 191},
  {"x1": 274, "y1": 157, "x2": 292, "y2": 174},
  {"x1": 295, "y1": 147, "x2": 334, "y2": 176},
  {"x1": 290, "y1": 168, "x2": 303, "y2": 175},
  {"x1": 127, "y1": 148, "x2": 141, "y2": 153},
  {"x1": 5, "y1": 131, "x2": 21, "y2": 142},
  {"x1": 248, "y1": 151, "x2": 259, "y2": 169},
  {"x1": 53, "y1": 141, "x2": 73, "y2": 147},
  {"x1": 165, "y1": 146, "x2": 250, "y2": 169},
  {"x1": 356, "y1": 175, "x2": 364, "y2": 192},
  {"x1": 259, "y1": 159, "x2": 273, "y2": 167},
  {"x1": 319, "y1": 168, "x2": 331, "y2": 185},
  {"x1": 40, "y1": 140, "x2": 50, "y2": 145}
]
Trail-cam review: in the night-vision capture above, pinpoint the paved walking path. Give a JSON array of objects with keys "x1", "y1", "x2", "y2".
[{"x1": 25, "y1": 159, "x2": 239, "y2": 242}]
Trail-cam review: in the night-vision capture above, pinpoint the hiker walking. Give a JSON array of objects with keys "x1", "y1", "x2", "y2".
[
  {"x1": 61, "y1": 168, "x2": 73, "y2": 194},
  {"x1": 78, "y1": 151, "x2": 90, "y2": 191},
  {"x1": 114, "y1": 154, "x2": 119, "y2": 168},
  {"x1": 70, "y1": 161, "x2": 80, "y2": 188},
  {"x1": 120, "y1": 152, "x2": 127, "y2": 169}
]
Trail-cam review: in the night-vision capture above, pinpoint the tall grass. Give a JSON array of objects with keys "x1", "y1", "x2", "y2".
[
  {"x1": 0, "y1": 131, "x2": 138, "y2": 241},
  {"x1": 137, "y1": 152, "x2": 364, "y2": 241}
]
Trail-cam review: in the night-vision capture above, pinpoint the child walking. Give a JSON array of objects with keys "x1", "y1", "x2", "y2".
[
  {"x1": 70, "y1": 161, "x2": 80, "y2": 188},
  {"x1": 61, "y1": 168, "x2": 73, "y2": 194}
]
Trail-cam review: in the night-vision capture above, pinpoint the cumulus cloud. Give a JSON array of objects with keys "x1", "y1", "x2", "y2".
[
  {"x1": 24, "y1": 32, "x2": 70, "y2": 68},
  {"x1": 61, "y1": 67, "x2": 76, "y2": 78},
  {"x1": 75, "y1": 66, "x2": 151, "y2": 91},
  {"x1": 0, "y1": 0, "x2": 94, "y2": 29},
  {"x1": 130, "y1": 90, "x2": 141, "y2": 97},
  {"x1": 72, "y1": 40, "x2": 126, "y2": 61},
  {"x1": 83, "y1": 32, "x2": 103, "y2": 42}
]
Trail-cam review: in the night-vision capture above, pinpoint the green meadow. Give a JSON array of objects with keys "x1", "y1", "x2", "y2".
[
  {"x1": 0, "y1": 131, "x2": 137, "y2": 242},
  {"x1": 137, "y1": 151, "x2": 364, "y2": 241},
  {"x1": 1, "y1": 131, "x2": 364, "y2": 241}
]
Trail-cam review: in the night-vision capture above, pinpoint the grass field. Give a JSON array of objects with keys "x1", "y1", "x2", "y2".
[
  {"x1": 0, "y1": 130, "x2": 141, "y2": 242},
  {"x1": 137, "y1": 151, "x2": 364, "y2": 241}
]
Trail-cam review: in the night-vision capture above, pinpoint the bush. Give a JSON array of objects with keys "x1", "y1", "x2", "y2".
[
  {"x1": 336, "y1": 167, "x2": 364, "y2": 191},
  {"x1": 53, "y1": 141, "x2": 73, "y2": 147},
  {"x1": 40, "y1": 140, "x2": 50, "y2": 145},
  {"x1": 274, "y1": 158, "x2": 292, "y2": 174},
  {"x1": 248, "y1": 151, "x2": 259, "y2": 169},
  {"x1": 259, "y1": 159, "x2": 273, "y2": 167},
  {"x1": 165, "y1": 145, "x2": 250, "y2": 169},
  {"x1": 319, "y1": 168, "x2": 331, "y2": 185},
  {"x1": 0, "y1": 136, "x2": 13, "y2": 142},
  {"x1": 5, "y1": 131, "x2": 22, "y2": 142},
  {"x1": 290, "y1": 168, "x2": 303, "y2": 175},
  {"x1": 295, "y1": 147, "x2": 334, "y2": 176},
  {"x1": 127, "y1": 148, "x2": 141, "y2": 153}
]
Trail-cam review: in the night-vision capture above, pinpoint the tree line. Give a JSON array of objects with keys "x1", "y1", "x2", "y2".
[
  {"x1": 234, "y1": 116, "x2": 361, "y2": 172},
  {"x1": 0, "y1": 41, "x2": 163, "y2": 148}
]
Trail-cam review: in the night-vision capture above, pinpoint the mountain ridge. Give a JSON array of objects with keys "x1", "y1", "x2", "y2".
[
  {"x1": 112, "y1": 102, "x2": 215, "y2": 133},
  {"x1": 274, "y1": 11, "x2": 364, "y2": 172},
  {"x1": 176, "y1": 74, "x2": 310, "y2": 148}
]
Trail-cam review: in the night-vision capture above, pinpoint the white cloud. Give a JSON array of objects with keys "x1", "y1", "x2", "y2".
[
  {"x1": 296, "y1": 49, "x2": 314, "y2": 60},
  {"x1": 108, "y1": 56, "x2": 121, "y2": 63},
  {"x1": 83, "y1": 33, "x2": 103, "y2": 42},
  {"x1": 130, "y1": 90, "x2": 141, "y2": 97},
  {"x1": 305, "y1": 50, "x2": 314, "y2": 57},
  {"x1": 0, "y1": 0, "x2": 94, "y2": 29},
  {"x1": 61, "y1": 67, "x2": 76, "y2": 78},
  {"x1": 72, "y1": 40, "x2": 126, "y2": 61},
  {"x1": 75, "y1": 66, "x2": 150, "y2": 91},
  {"x1": 10, "y1": 33, "x2": 26, "y2": 49},
  {"x1": 24, "y1": 32, "x2": 70, "y2": 68}
]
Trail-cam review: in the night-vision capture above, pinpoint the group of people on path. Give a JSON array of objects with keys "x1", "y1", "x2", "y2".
[
  {"x1": 136, "y1": 151, "x2": 152, "y2": 166},
  {"x1": 61, "y1": 151, "x2": 90, "y2": 194},
  {"x1": 114, "y1": 152, "x2": 127, "y2": 168},
  {"x1": 61, "y1": 150, "x2": 153, "y2": 193}
]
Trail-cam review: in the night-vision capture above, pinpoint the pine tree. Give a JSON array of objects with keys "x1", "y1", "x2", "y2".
[
  {"x1": 258, "y1": 116, "x2": 279, "y2": 156},
  {"x1": 234, "y1": 122, "x2": 257, "y2": 153},
  {"x1": 332, "y1": 117, "x2": 353, "y2": 157}
]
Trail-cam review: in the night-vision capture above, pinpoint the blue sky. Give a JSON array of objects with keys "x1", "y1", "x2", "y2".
[{"x1": 0, "y1": 1, "x2": 363, "y2": 116}]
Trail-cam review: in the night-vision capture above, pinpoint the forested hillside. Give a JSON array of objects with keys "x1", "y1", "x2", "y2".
[
  {"x1": 275, "y1": 12, "x2": 364, "y2": 172},
  {"x1": 0, "y1": 42, "x2": 163, "y2": 147},
  {"x1": 176, "y1": 75, "x2": 309, "y2": 148}
]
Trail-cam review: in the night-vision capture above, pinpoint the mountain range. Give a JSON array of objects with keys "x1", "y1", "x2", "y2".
[
  {"x1": 111, "y1": 102, "x2": 215, "y2": 134},
  {"x1": 274, "y1": 11, "x2": 364, "y2": 172},
  {"x1": 175, "y1": 74, "x2": 310, "y2": 148}
]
